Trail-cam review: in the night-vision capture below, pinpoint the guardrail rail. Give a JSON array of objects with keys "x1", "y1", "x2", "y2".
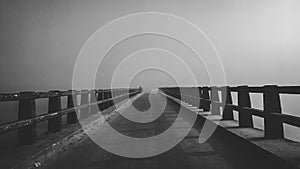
[{"x1": 0, "y1": 87, "x2": 142, "y2": 145}]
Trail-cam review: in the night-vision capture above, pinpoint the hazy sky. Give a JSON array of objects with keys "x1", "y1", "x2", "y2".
[
  {"x1": 1, "y1": 0, "x2": 300, "y2": 92},
  {"x1": 1, "y1": 0, "x2": 300, "y2": 143}
]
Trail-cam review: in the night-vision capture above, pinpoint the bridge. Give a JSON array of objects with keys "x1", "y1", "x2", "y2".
[{"x1": 0, "y1": 85, "x2": 300, "y2": 169}]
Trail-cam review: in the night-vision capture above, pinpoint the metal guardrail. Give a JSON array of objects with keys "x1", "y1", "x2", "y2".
[
  {"x1": 0, "y1": 88, "x2": 142, "y2": 145},
  {"x1": 160, "y1": 85, "x2": 300, "y2": 139}
]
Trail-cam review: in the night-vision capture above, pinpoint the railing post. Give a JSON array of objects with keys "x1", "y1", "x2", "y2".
[
  {"x1": 48, "y1": 90, "x2": 62, "y2": 133},
  {"x1": 112, "y1": 90, "x2": 117, "y2": 103},
  {"x1": 263, "y1": 85, "x2": 284, "y2": 139},
  {"x1": 198, "y1": 87, "x2": 204, "y2": 109},
  {"x1": 104, "y1": 90, "x2": 109, "y2": 109},
  {"x1": 109, "y1": 89, "x2": 114, "y2": 106},
  {"x1": 237, "y1": 86, "x2": 253, "y2": 127},
  {"x1": 117, "y1": 90, "x2": 121, "y2": 102},
  {"x1": 90, "y1": 89, "x2": 98, "y2": 114},
  {"x1": 177, "y1": 87, "x2": 181, "y2": 99},
  {"x1": 18, "y1": 92, "x2": 36, "y2": 145},
  {"x1": 127, "y1": 89, "x2": 131, "y2": 98},
  {"x1": 67, "y1": 90, "x2": 78, "y2": 124},
  {"x1": 97, "y1": 90, "x2": 104, "y2": 111},
  {"x1": 115, "y1": 90, "x2": 120, "y2": 103},
  {"x1": 221, "y1": 86, "x2": 234, "y2": 120},
  {"x1": 180, "y1": 87, "x2": 186, "y2": 102},
  {"x1": 121, "y1": 89, "x2": 126, "y2": 100},
  {"x1": 80, "y1": 90, "x2": 89, "y2": 119},
  {"x1": 106, "y1": 90, "x2": 110, "y2": 105},
  {"x1": 107, "y1": 89, "x2": 111, "y2": 106},
  {"x1": 211, "y1": 86, "x2": 221, "y2": 115},
  {"x1": 202, "y1": 87, "x2": 210, "y2": 111},
  {"x1": 139, "y1": 86, "x2": 143, "y2": 93}
]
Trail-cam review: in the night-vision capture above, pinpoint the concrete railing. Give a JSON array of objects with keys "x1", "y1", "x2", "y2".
[
  {"x1": 0, "y1": 87, "x2": 142, "y2": 145},
  {"x1": 160, "y1": 85, "x2": 300, "y2": 139}
]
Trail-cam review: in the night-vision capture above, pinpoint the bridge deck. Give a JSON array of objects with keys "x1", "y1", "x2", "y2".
[{"x1": 43, "y1": 93, "x2": 233, "y2": 169}]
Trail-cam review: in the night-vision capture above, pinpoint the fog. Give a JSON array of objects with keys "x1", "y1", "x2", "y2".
[{"x1": 0, "y1": 0, "x2": 300, "y2": 143}]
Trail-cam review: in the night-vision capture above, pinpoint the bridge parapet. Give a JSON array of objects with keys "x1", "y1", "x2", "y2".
[
  {"x1": 160, "y1": 85, "x2": 300, "y2": 139},
  {"x1": 0, "y1": 87, "x2": 142, "y2": 145}
]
